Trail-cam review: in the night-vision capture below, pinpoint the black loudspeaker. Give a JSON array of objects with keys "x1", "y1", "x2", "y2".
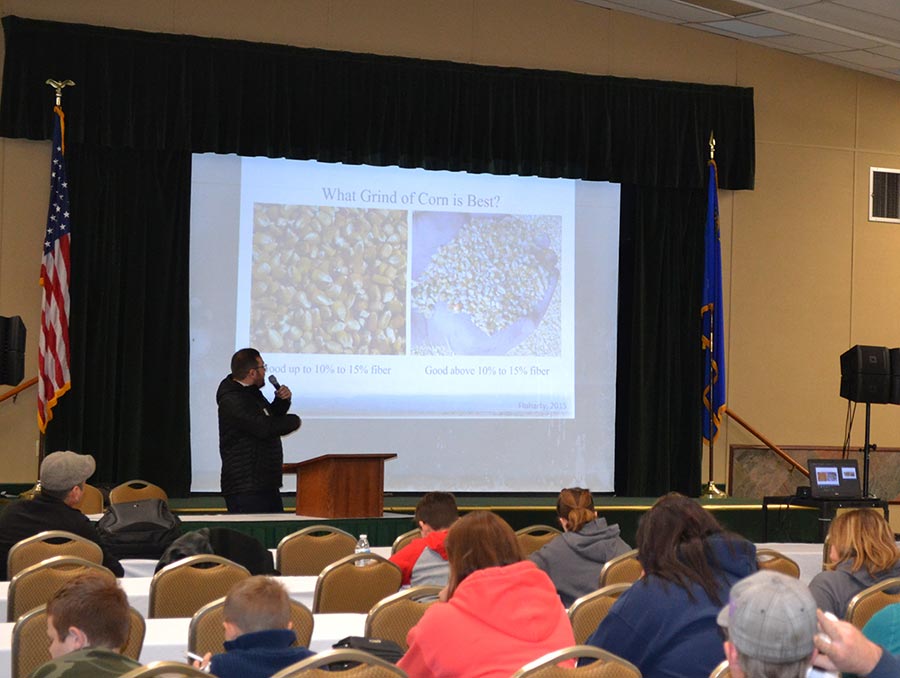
[
  {"x1": 891, "y1": 348, "x2": 900, "y2": 405},
  {"x1": 0, "y1": 315, "x2": 26, "y2": 386},
  {"x1": 840, "y1": 345, "x2": 890, "y2": 404}
]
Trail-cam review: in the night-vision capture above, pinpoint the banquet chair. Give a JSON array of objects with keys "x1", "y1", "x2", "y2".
[
  {"x1": 189, "y1": 595, "x2": 314, "y2": 656},
  {"x1": 270, "y1": 648, "x2": 408, "y2": 677},
  {"x1": 10, "y1": 600, "x2": 143, "y2": 678},
  {"x1": 109, "y1": 479, "x2": 168, "y2": 504},
  {"x1": 7, "y1": 556, "x2": 115, "y2": 622},
  {"x1": 119, "y1": 661, "x2": 215, "y2": 678},
  {"x1": 512, "y1": 645, "x2": 642, "y2": 678},
  {"x1": 73, "y1": 482, "x2": 105, "y2": 514},
  {"x1": 709, "y1": 660, "x2": 731, "y2": 678},
  {"x1": 567, "y1": 584, "x2": 631, "y2": 645},
  {"x1": 7, "y1": 530, "x2": 104, "y2": 579},
  {"x1": 516, "y1": 525, "x2": 562, "y2": 557},
  {"x1": 364, "y1": 585, "x2": 442, "y2": 650},
  {"x1": 149, "y1": 554, "x2": 250, "y2": 618},
  {"x1": 598, "y1": 550, "x2": 642, "y2": 587},
  {"x1": 313, "y1": 553, "x2": 402, "y2": 613},
  {"x1": 276, "y1": 525, "x2": 357, "y2": 576},
  {"x1": 390, "y1": 528, "x2": 420, "y2": 555},
  {"x1": 845, "y1": 577, "x2": 900, "y2": 628},
  {"x1": 755, "y1": 548, "x2": 800, "y2": 578}
]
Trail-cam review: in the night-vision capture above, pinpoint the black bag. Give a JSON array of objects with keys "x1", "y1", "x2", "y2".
[
  {"x1": 330, "y1": 636, "x2": 404, "y2": 667},
  {"x1": 96, "y1": 498, "x2": 182, "y2": 559}
]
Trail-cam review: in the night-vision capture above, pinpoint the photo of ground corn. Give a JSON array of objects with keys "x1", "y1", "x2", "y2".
[{"x1": 250, "y1": 204, "x2": 407, "y2": 355}]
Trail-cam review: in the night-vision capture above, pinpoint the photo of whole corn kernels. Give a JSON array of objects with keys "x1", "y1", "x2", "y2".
[
  {"x1": 410, "y1": 212, "x2": 561, "y2": 357},
  {"x1": 250, "y1": 203, "x2": 407, "y2": 355}
]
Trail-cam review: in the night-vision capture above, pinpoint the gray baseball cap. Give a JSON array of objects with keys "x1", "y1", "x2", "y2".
[
  {"x1": 40, "y1": 451, "x2": 96, "y2": 492},
  {"x1": 717, "y1": 570, "x2": 817, "y2": 663}
]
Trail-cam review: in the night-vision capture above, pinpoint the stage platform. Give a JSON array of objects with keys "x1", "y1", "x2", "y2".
[{"x1": 0, "y1": 489, "x2": 834, "y2": 548}]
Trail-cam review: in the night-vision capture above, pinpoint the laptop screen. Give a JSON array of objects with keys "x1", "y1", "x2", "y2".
[{"x1": 807, "y1": 459, "x2": 862, "y2": 499}]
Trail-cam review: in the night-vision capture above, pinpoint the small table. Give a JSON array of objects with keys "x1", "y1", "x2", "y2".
[{"x1": 762, "y1": 495, "x2": 889, "y2": 541}]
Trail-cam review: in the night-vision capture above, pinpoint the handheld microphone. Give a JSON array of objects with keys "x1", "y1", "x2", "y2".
[{"x1": 268, "y1": 375, "x2": 281, "y2": 390}]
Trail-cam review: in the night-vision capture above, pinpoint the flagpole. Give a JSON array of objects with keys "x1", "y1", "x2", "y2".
[{"x1": 703, "y1": 131, "x2": 726, "y2": 500}]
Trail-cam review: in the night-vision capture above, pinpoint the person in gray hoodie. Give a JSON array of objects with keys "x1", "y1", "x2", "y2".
[
  {"x1": 529, "y1": 487, "x2": 632, "y2": 607},
  {"x1": 809, "y1": 508, "x2": 900, "y2": 617}
]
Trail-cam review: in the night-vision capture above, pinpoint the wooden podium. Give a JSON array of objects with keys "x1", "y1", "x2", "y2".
[{"x1": 282, "y1": 454, "x2": 396, "y2": 518}]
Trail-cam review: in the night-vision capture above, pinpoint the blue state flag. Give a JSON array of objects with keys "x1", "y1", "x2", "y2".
[{"x1": 702, "y1": 160, "x2": 726, "y2": 443}]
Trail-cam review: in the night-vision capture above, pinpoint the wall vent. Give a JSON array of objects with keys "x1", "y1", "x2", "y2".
[{"x1": 870, "y1": 167, "x2": 900, "y2": 223}]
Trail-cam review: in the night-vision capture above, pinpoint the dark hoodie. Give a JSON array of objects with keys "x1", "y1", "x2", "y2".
[
  {"x1": 529, "y1": 517, "x2": 632, "y2": 606},
  {"x1": 584, "y1": 533, "x2": 757, "y2": 678}
]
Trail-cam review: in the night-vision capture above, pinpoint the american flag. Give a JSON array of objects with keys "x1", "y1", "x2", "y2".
[{"x1": 38, "y1": 105, "x2": 72, "y2": 433}]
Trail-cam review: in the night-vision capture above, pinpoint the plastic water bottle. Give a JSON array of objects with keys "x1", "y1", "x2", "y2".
[{"x1": 355, "y1": 533, "x2": 370, "y2": 566}]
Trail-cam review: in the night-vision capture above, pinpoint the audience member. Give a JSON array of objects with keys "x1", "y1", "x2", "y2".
[
  {"x1": 399, "y1": 511, "x2": 575, "y2": 678},
  {"x1": 30, "y1": 572, "x2": 139, "y2": 678},
  {"x1": 863, "y1": 602, "x2": 900, "y2": 657},
  {"x1": 389, "y1": 491, "x2": 458, "y2": 586},
  {"x1": 718, "y1": 570, "x2": 818, "y2": 678},
  {"x1": 808, "y1": 508, "x2": 900, "y2": 617},
  {"x1": 815, "y1": 608, "x2": 900, "y2": 678},
  {"x1": 529, "y1": 487, "x2": 631, "y2": 606},
  {"x1": 0, "y1": 451, "x2": 123, "y2": 580},
  {"x1": 192, "y1": 576, "x2": 314, "y2": 678},
  {"x1": 582, "y1": 492, "x2": 757, "y2": 677}
]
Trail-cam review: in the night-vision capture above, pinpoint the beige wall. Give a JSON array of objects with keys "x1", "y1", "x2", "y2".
[{"x1": 1, "y1": 0, "x2": 899, "y2": 490}]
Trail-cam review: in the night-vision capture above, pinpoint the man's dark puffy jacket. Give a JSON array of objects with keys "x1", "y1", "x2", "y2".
[{"x1": 216, "y1": 374, "x2": 301, "y2": 496}]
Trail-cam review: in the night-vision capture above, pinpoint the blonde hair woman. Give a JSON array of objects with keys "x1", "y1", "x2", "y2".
[
  {"x1": 529, "y1": 487, "x2": 631, "y2": 606},
  {"x1": 809, "y1": 508, "x2": 900, "y2": 617}
]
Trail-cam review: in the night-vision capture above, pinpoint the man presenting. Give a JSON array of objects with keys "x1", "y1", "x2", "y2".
[{"x1": 217, "y1": 348, "x2": 301, "y2": 513}]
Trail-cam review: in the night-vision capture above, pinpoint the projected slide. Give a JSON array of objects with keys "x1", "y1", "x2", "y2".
[
  {"x1": 233, "y1": 158, "x2": 574, "y2": 418},
  {"x1": 189, "y1": 154, "x2": 620, "y2": 493}
]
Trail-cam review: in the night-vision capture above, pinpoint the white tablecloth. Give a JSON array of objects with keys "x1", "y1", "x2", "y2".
[{"x1": 0, "y1": 613, "x2": 365, "y2": 678}]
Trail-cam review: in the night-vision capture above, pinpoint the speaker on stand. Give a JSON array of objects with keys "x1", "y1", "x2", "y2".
[
  {"x1": 840, "y1": 345, "x2": 892, "y2": 498},
  {"x1": 0, "y1": 315, "x2": 26, "y2": 387}
]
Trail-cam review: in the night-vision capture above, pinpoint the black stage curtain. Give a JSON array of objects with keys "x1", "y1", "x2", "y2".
[{"x1": 0, "y1": 16, "x2": 755, "y2": 496}]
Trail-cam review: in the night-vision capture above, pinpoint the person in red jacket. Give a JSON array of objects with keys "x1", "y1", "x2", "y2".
[
  {"x1": 389, "y1": 491, "x2": 458, "y2": 586},
  {"x1": 398, "y1": 511, "x2": 575, "y2": 678}
]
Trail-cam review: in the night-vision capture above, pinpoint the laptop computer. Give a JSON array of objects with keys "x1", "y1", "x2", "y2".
[{"x1": 807, "y1": 458, "x2": 863, "y2": 500}]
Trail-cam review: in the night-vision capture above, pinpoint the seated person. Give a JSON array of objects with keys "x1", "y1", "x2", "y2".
[
  {"x1": 390, "y1": 491, "x2": 458, "y2": 586},
  {"x1": 0, "y1": 451, "x2": 123, "y2": 579},
  {"x1": 816, "y1": 608, "x2": 900, "y2": 678},
  {"x1": 809, "y1": 508, "x2": 900, "y2": 617},
  {"x1": 864, "y1": 602, "x2": 900, "y2": 656},
  {"x1": 30, "y1": 572, "x2": 140, "y2": 678},
  {"x1": 582, "y1": 493, "x2": 757, "y2": 678},
  {"x1": 193, "y1": 576, "x2": 314, "y2": 678},
  {"x1": 718, "y1": 570, "x2": 819, "y2": 678},
  {"x1": 529, "y1": 487, "x2": 631, "y2": 606},
  {"x1": 399, "y1": 511, "x2": 575, "y2": 678}
]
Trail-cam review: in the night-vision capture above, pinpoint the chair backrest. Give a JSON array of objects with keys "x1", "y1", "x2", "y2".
[
  {"x1": 391, "y1": 528, "x2": 420, "y2": 555},
  {"x1": 118, "y1": 661, "x2": 214, "y2": 678},
  {"x1": 270, "y1": 648, "x2": 409, "y2": 678},
  {"x1": 73, "y1": 483, "x2": 105, "y2": 514},
  {"x1": 709, "y1": 660, "x2": 731, "y2": 678},
  {"x1": 598, "y1": 549, "x2": 642, "y2": 587},
  {"x1": 364, "y1": 585, "x2": 442, "y2": 650},
  {"x1": 7, "y1": 530, "x2": 104, "y2": 579},
  {"x1": 149, "y1": 554, "x2": 251, "y2": 618},
  {"x1": 568, "y1": 584, "x2": 631, "y2": 645},
  {"x1": 313, "y1": 553, "x2": 403, "y2": 614},
  {"x1": 189, "y1": 595, "x2": 314, "y2": 656},
  {"x1": 755, "y1": 548, "x2": 800, "y2": 578},
  {"x1": 846, "y1": 576, "x2": 900, "y2": 628},
  {"x1": 8, "y1": 556, "x2": 115, "y2": 622},
  {"x1": 276, "y1": 525, "x2": 357, "y2": 576},
  {"x1": 515, "y1": 525, "x2": 563, "y2": 558},
  {"x1": 512, "y1": 645, "x2": 642, "y2": 678},
  {"x1": 109, "y1": 479, "x2": 168, "y2": 504},
  {"x1": 11, "y1": 602, "x2": 144, "y2": 678}
]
